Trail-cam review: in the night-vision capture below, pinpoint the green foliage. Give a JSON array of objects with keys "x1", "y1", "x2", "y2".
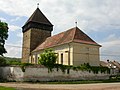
[
  {"x1": 21, "y1": 63, "x2": 33, "y2": 66},
  {"x1": 90, "y1": 66, "x2": 110, "y2": 74},
  {"x1": 54, "y1": 64, "x2": 67, "y2": 73},
  {"x1": 0, "y1": 56, "x2": 33, "y2": 72},
  {"x1": 38, "y1": 49, "x2": 58, "y2": 72},
  {"x1": 74, "y1": 64, "x2": 110, "y2": 74},
  {"x1": 0, "y1": 21, "x2": 8, "y2": 56},
  {"x1": 54, "y1": 63, "x2": 110, "y2": 74},
  {"x1": 20, "y1": 63, "x2": 33, "y2": 72},
  {"x1": 0, "y1": 57, "x2": 21, "y2": 66},
  {"x1": 5, "y1": 57, "x2": 21, "y2": 65},
  {"x1": 0, "y1": 86, "x2": 16, "y2": 90},
  {"x1": 0, "y1": 56, "x2": 6, "y2": 66}
]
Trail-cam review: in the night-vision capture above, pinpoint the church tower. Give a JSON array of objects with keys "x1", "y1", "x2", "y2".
[{"x1": 22, "y1": 7, "x2": 53, "y2": 63}]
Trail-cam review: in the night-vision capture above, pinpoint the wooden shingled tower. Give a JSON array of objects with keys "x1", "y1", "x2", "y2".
[{"x1": 22, "y1": 7, "x2": 53, "y2": 63}]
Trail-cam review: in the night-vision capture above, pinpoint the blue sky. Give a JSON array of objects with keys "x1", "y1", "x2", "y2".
[{"x1": 0, "y1": 0, "x2": 120, "y2": 62}]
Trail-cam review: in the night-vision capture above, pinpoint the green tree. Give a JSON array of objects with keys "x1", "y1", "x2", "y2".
[
  {"x1": 38, "y1": 49, "x2": 58, "y2": 72},
  {"x1": 0, "y1": 20, "x2": 8, "y2": 56}
]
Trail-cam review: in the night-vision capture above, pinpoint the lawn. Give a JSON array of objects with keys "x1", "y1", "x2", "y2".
[{"x1": 0, "y1": 86, "x2": 16, "y2": 90}]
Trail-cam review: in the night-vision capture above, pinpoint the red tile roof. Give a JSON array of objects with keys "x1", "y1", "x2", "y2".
[
  {"x1": 33, "y1": 27, "x2": 101, "y2": 52},
  {"x1": 100, "y1": 61, "x2": 108, "y2": 67},
  {"x1": 111, "y1": 61, "x2": 120, "y2": 69}
]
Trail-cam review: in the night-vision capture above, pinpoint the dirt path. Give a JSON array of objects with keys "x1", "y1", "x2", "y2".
[{"x1": 0, "y1": 82, "x2": 120, "y2": 90}]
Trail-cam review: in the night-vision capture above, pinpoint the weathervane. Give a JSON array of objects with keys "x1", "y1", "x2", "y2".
[
  {"x1": 37, "y1": 3, "x2": 39, "y2": 8},
  {"x1": 75, "y1": 20, "x2": 77, "y2": 27}
]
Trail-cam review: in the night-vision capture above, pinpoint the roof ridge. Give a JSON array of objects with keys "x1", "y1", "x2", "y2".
[{"x1": 72, "y1": 27, "x2": 77, "y2": 41}]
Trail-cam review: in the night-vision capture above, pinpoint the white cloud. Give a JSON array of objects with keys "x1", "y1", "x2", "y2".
[
  {"x1": 106, "y1": 34, "x2": 119, "y2": 41},
  {"x1": 0, "y1": 0, "x2": 120, "y2": 33},
  {"x1": 4, "y1": 46, "x2": 22, "y2": 58},
  {"x1": 10, "y1": 17, "x2": 21, "y2": 22},
  {"x1": 17, "y1": 33, "x2": 23, "y2": 38},
  {"x1": 4, "y1": 42, "x2": 22, "y2": 58},
  {"x1": 0, "y1": 17, "x2": 6, "y2": 22},
  {"x1": 8, "y1": 25, "x2": 21, "y2": 31},
  {"x1": 100, "y1": 37, "x2": 120, "y2": 61},
  {"x1": 0, "y1": 0, "x2": 35, "y2": 17}
]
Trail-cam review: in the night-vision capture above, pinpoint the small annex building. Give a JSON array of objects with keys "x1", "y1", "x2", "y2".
[{"x1": 22, "y1": 7, "x2": 101, "y2": 66}]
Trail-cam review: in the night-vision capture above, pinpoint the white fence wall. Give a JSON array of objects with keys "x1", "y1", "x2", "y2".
[{"x1": 0, "y1": 66, "x2": 110, "y2": 81}]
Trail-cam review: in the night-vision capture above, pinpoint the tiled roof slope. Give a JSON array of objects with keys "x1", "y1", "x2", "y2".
[
  {"x1": 111, "y1": 61, "x2": 120, "y2": 69},
  {"x1": 24, "y1": 8, "x2": 52, "y2": 26},
  {"x1": 33, "y1": 27, "x2": 101, "y2": 52},
  {"x1": 100, "y1": 61, "x2": 108, "y2": 67}
]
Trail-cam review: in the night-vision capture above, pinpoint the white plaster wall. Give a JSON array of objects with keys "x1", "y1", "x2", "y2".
[
  {"x1": 24, "y1": 67, "x2": 110, "y2": 81},
  {"x1": 31, "y1": 42, "x2": 100, "y2": 66},
  {"x1": 0, "y1": 66, "x2": 110, "y2": 82},
  {"x1": 0, "y1": 66, "x2": 24, "y2": 81},
  {"x1": 32, "y1": 43, "x2": 73, "y2": 65}
]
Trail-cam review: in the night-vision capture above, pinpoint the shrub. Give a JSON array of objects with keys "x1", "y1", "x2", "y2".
[
  {"x1": 0, "y1": 56, "x2": 6, "y2": 66},
  {"x1": 5, "y1": 57, "x2": 21, "y2": 65},
  {"x1": 39, "y1": 49, "x2": 58, "y2": 72},
  {"x1": 20, "y1": 63, "x2": 33, "y2": 72}
]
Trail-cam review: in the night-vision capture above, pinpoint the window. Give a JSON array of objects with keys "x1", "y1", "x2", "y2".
[
  {"x1": 32, "y1": 57, "x2": 34, "y2": 63},
  {"x1": 61, "y1": 53, "x2": 63, "y2": 64}
]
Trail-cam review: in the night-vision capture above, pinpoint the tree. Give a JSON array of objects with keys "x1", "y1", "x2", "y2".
[
  {"x1": 0, "y1": 20, "x2": 8, "y2": 56},
  {"x1": 38, "y1": 49, "x2": 58, "y2": 72}
]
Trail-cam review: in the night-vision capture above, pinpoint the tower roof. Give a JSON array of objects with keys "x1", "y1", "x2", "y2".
[
  {"x1": 33, "y1": 27, "x2": 101, "y2": 52},
  {"x1": 25, "y1": 8, "x2": 52, "y2": 26},
  {"x1": 22, "y1": 8, "x2": 53, "y2": 32}
]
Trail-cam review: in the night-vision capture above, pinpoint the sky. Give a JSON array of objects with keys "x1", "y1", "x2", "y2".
[{"x1": 0, "y1": 0, "x2": 120, "y2": 62}]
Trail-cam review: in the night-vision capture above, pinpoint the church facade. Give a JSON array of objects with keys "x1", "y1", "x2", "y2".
[{"x1": 22, "y1": 7, "x2": 101, "y2": 66}]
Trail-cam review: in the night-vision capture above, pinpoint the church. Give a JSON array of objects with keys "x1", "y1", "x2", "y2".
[{"x1": 22, "y1": 7, "x2": 101, "y2": 66}]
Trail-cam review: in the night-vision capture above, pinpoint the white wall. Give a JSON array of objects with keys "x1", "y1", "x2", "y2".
[
  {"x1": 0, "y1": 66, "x2": 110, "y2": 81},
  {"x1": 31, "y1": 43, "x2": 73, "y2": 65},
  {"x1": 0, "y1": 66, "x2": 24, "y2": 81},
  {"x1": 31, "y1": 42, "x2": 100, "y2": 66}
]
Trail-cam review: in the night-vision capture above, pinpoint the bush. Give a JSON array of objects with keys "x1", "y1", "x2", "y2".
[
  {"x1": 5, "y1": 57, "x2": 21, "y2": 65},
  {"x1": 39, "y1": 49, "x2": 58, "y2": 72},
  {"x1": 0, "y1": 56, "x2": 6, "y2": 66},
  {"x1": 54, "y1": 63, "x2": 110, "y2": 74},
  {"x1": 20, "y1": 63, "x2": 33, "y2": 72}
]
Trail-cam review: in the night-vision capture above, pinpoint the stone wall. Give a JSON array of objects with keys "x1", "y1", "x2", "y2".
[{"x1": 0, "y1": 66, "x2": 110, "y2": 82}]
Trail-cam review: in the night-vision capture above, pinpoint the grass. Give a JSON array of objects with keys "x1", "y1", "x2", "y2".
[{"x1": 0, "y1": 86, "x2": 16, "y2": 90}]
